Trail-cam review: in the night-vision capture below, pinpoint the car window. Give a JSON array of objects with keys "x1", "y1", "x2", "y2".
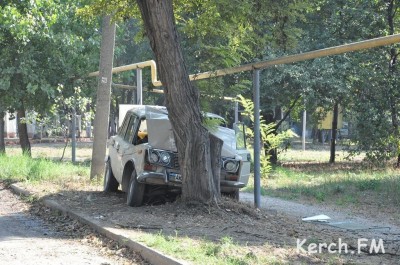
[
  {"x1": 135, "y1": 119, "x2": 148, "y2": 145},
  {"x1": 124, "y1": 115, "x2": 138, "y2": 143},
  {"x1": 118, "y1": 114, "x2": 130, "y2": 137}
]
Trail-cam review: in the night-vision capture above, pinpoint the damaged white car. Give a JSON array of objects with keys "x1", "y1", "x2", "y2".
[{"x1": 104, "y1": 105, "x2": 251, "y2": 206}]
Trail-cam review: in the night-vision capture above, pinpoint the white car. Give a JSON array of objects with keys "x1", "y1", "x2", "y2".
[{"x1": 104, "y1": 105, "x2": 251, "y2": 206}]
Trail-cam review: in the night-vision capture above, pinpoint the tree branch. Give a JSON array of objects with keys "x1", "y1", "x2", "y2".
[{"x1": 275, "y1": 95, "x2": 301, "y2": 130}]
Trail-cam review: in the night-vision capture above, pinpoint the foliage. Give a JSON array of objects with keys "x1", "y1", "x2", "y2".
[
  {"x1": 0, "y1": 0, "x2": 99, "y2": 136},
  {"x1": 1, "y1": 0, "x2": 399, "y2": 166},
  {"x1": 254, "y1": 0, "x2": 400, "y2": 164},
  {"x1": 78, "y1": 0, "x2": 311, "y2": 122},
  {"x1": 202, "y1": 116, "x2": 223, "y2": 133},
  {"x1": 236, "y1": 95, "x2": 294, "y2": 176}
]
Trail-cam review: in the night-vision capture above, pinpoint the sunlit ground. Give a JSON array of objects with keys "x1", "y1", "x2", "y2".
[{"x1": 5, "y1": 141, "x2": 93, "y2": 162}]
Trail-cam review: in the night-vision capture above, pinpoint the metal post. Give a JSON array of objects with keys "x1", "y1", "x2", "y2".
[
  {"x1": 253, "y1": 69, "x2": 261, "y2": 209},
  {"x1": 71, "y1": 95, "x2": 76, "y2": 163},
  {"x1": 302, "y1": 109, "x2": 306, "y2": 151},
  {"x1": 234, "y1": 101, "x2": 239, "y2": 123},
  {"x1": 137, "y1": 68, "x2": 142, "y2": 105}
]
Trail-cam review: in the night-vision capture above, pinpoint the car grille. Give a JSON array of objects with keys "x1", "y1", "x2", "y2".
[{"x1": 172, "y1": 155, "x2": 180, "y2": 169}]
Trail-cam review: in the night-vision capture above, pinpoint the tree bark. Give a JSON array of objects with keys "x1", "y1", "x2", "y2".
[
  {"x1": 329, "y1": 102, "x2": 339, "y2": 163},
  {"x1": 386, "y1": 0, "x2": 400, "y2": 166},
  {"x1": 90, "y1": 16, "x2": 116, "y2": 179},
  {"x1": 0, "y1": 112, "x2": 5, "y2": 154},
  {"x1": 17, "y1": 108, "x2": 31, "y2": 156},
  {"x1": 137, "y1": 0, "x2": 222, "y2": 203}
]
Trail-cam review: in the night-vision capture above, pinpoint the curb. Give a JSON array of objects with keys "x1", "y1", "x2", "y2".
[{"x1": 9, "y1": 184, "x2": 187, "y2": 265}]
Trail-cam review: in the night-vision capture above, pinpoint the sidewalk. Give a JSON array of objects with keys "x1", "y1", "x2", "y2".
[{"x1": 10, "y1": 184, "x2": 187, "y2": 265}]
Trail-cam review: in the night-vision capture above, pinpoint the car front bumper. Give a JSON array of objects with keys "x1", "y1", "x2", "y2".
[{"x1": 137, "y1": 170, "x2": 245, "y2": 188}]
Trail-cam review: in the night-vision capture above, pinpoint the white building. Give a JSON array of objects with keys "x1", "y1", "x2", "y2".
[
  {"x1": 3, "y1": 112, "x2": 37, "y2": 138},
  {"x1": 3, "y1": 112, "x2": 17, "y2": 138}
]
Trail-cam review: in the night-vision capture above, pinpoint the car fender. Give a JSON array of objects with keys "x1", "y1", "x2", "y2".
[{"x1": 121, "y1": 159, "x2": 136, "y2": 192}]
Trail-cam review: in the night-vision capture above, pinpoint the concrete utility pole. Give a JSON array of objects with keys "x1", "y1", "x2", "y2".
[{"x1": 90, "y1": 16, "x2": 116, "y2": 180}]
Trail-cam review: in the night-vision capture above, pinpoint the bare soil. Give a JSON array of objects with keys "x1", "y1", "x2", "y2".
[
  {"x1": 0, "y1": 182, "x2": 146, "y2": 265},
  {"x1": 13, "y1": 179, "x2": 400, "y2": 265}
]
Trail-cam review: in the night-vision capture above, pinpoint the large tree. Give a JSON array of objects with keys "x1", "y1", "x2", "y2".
[
  {"x1": 0, "y1": 0, "x2": 99, "y2": 155},
  {"x1": 136, "y1": 0, "x2": 223, "y2": 203}
]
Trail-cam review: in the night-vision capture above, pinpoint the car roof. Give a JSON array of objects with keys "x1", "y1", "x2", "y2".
[
  {"x1": 126, "y1": 105, "x2": 225, "y2": 121},
  {"x1": 127, "y1": 105, "x2": 168, "y2": 118}
]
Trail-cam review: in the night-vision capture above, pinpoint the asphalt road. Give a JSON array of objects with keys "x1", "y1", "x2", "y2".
[{"x1": 0, "y1": 185, "x2": 128, "y2": 265}]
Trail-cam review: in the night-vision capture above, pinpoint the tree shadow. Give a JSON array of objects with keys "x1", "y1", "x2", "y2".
[{"x1": 30, "y1": 187, "x2": 393, "y2": 264}]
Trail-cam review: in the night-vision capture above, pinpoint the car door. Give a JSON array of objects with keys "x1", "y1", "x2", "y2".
[
  {"x1": 115, "y1": 114, "x2": 141, "y2": 180},
  {"x1": 122, "y1": 117, "x2": 148, "y2": 177},
  {"x1": 109, "y1": 114, "x2": 131, "y2": 181}
]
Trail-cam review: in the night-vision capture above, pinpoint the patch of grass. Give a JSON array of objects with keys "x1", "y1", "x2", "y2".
[
  {"x1": 336, "y1": 195, "x2": 358, "y2": 206},
  {"x1": 258, "y1": 163, "x2": 400, "y2": 207},
  {"x1": 6, "y1": 142, "x2": 93, "y2": 161},
  {"x1": 356, "y1": 179, "x2": 381, "y2": 191},
  {"x1": 135, "y1": 233, "x2": 285, "y2": 265},
  {"x1": 20, "y1": 194, "x2": 40, "y2": 203},
  {"x1": 278, "y1": 147, "x2": 364, "y2": 163},
  {"x1": 0, "y1": 154, "x2": 90, "y2": 183}
]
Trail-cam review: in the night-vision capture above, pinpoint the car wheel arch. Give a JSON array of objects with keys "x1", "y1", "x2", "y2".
[{"x1": 121, "y1": 160, "x2": 135, "y2": 192}]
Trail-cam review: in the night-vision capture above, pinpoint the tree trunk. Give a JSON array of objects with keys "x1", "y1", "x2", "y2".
[
  {"x1": 210, "y1": 134, "x2": 223, "y2": 196},
  {"x1": 386, "y1": 0, "x2": 400, "y2": 166},
  {"x1": 263, "y1": 96, "x2": 301, "y2": 164},
  {"x1": 17, "y1": 108, "x2": 31, "y2": 156},
  {"x1": 0, "y1": 112, "x2": 5, "y2": 154},
  {"x1": 137, "y1": 0, "x2": 222, "y2": 203},
  {"x1": 90, "y1": 16, "x2": 116, "y2": 179},
  {"x1": 329, "y1": 102, "x2": 339, "y2": 163}
]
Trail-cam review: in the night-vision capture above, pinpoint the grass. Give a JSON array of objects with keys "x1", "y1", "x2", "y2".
[
  {"x1": 244, "y1": 155, "x2": 400, "y2": 209},
  {"x1": 135, "y1": 233, "x2": 286, "y2": 265},
  {"x1": 278, "y1": 142, "x2": 365, "y2": 163},
  {"x1": 0, "y1": 154, "x2": 90, "y2": 183},
  {"x1": 243, "y1": 141, "x2": 399, "y2": 210},
  {"x1": 6, "y1": 142, "x2": 93, "y2": 161}
]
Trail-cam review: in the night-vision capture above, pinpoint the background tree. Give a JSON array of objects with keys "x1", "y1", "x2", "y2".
[
  {"x1": 0, "y1": 0, "x2": 99, "y2": 155},
  {"x1": 334, "y1": 0, "x2": 400, "y2": 165}
]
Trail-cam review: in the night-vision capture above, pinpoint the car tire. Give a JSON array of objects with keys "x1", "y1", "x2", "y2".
[
  {"x1": 126, "y1": 169, "x2": 145, "y2": 207},
  {"x1": 104, "y1": 160, "x2": 119, "y2": 192}
]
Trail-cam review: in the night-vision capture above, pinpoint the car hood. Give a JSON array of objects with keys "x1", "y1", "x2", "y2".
[{"x1": 146, "y1": 111, "x2": 240, "y2": 158}]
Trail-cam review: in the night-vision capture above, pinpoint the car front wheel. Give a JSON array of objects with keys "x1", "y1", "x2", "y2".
[
  {"x1": 104, "y1": 160, "x2": 119, "y2": 192},
  {"x1": 127, "y1": 169, "x2": 145, "y2": 207}
]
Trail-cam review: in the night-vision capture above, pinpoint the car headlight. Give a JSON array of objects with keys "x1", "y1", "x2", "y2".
[
  {"x1": 160, "y1": 152, "x2": 171, "y2": 164},
  {"x1": 223, "y1": 159, "x2": 239, "y2": 173},
  {"x1": 149, "y1": 151, "x2": 159, "y2": 163},
  {"x1": 147, "y1": 149, "x2": 178, "y2": 168}
]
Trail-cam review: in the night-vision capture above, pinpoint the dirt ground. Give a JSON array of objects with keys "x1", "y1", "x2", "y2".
[
  {"x1": 12, "y1": 179, "x2": 400, "y2": 265},
  {"x1": 0, "y1": 182, "x2": 146, "y2": 265}
]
